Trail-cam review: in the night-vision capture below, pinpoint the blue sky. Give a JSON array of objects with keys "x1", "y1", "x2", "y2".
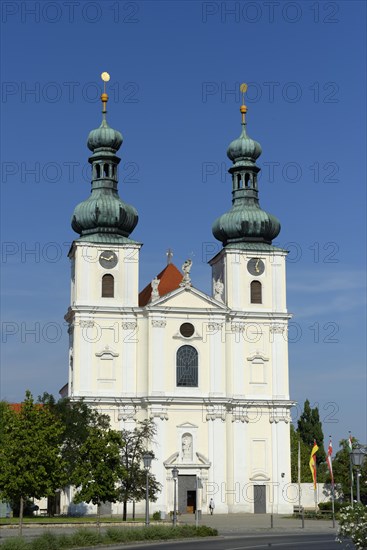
[{"x1": 1, "y1": 0, "x2": 366, "y2": 450}]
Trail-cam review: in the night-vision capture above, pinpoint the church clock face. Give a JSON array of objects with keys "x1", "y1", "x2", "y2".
[
  {"x1": 247, "y1": 258, "x2": 265, "y2": 276},
  {"x1": 99, "y1": 250, "x2": 118, "y2": 269}
]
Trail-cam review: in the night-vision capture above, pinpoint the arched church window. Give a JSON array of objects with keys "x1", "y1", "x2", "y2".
[
  {"x1": 103, "y1": 164, "x2": 109, "y2": 177},
  {"x1": 245, "y1": 173, "x2": 251, "y2": 187},
  {"x1": 237, "y1": 174, "x2": 242, "y2": 189},
  {"x1": 96, "y1": 164, "x2": 101, "y2": 179},
  {"x1": 102, "y1": 274, "x2": 114, "y2": 298},
  {"x1": 176, "y1": 345, "x2": 198, "y2": 387},
  {"x1": 250, "y1": 280, "x2": 262, "y2": 304}
]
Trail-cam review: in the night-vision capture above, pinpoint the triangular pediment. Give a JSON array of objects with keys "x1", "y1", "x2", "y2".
[
  {"x1": 177, "y1": 422, "x2": 198, "y2": 429},
  {"x1": 147, "y1": 285, "x2": 228, "y2": 311}
]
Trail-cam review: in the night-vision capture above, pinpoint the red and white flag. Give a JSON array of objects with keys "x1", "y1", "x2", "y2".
[{"x1": 326, "y1": 438, "x2": 334, "y2": 486}]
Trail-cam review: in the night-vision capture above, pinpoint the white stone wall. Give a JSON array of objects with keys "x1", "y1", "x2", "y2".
[{"x1": 65, "y1": 240, "x2": 293, "y2": 515}]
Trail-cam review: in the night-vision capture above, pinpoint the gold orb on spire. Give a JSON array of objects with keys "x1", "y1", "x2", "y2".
[
  {"x1": 240, "y1": 82, "x2": 248, "y2": 123},
  {"x1": 240, "y1": 83, "x2": 248, "y2": 94},
  {"x1": 100, "y1": 72, "x2": 110, "y2": 114}
]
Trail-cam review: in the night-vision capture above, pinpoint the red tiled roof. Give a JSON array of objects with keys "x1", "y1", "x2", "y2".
[
  {"x1": 9, "y1": 403, "x2": 43, "y2": 413},
  {"x1": 9, "y1": 403, "x2": 22, "y2": 413},
  {"x1": 139, "y1": 263, "x2": 183, "y2": 306}
]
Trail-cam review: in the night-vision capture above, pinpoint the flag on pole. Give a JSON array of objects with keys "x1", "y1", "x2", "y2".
[
  {"x1": 347, "y1": 434, "x2": 354, "y2": 483},
  {"x1": 309, "y1": 440, "x2": 319, "y2": 489},
  {"x1": 326, "y1": 438, "x2": 334, "y2": 486}
]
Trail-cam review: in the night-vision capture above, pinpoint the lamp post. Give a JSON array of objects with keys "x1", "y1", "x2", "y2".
[
  {"x1": 143, "y1": 452, "x2": 153, "y2": 526},
  {"x1": 172, "y1": 466, "x2": 179, "y2": 527},
  {"x1": 350, "y1": 446, "x2": 366, "y2": 503}
]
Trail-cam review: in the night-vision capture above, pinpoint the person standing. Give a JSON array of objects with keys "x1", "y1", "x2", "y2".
[{"x1": 209, "y1": 498, "x2": 215, "y2": 515}]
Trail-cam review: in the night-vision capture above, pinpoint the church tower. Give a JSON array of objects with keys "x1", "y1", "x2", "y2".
[
  {"x1": 65, "y1": 76, "x2": 141, "y2": 399},
  {"x1": 62, "y1": 79, "x2": 293, "y2": 517},
  {"x1": 209, "y1": 89, "x2": 292, "y2": 513}
]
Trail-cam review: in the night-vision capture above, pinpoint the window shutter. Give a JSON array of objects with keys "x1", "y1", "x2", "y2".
[
  {"x1": 102, "y1": 274, "x2": 114, "y2": 298},
  {"x1": 251, "y1": 281, "x2": 262, "y2": 304}
]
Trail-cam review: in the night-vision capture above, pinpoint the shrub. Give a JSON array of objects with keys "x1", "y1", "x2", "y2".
[
  {"x1": 30, "y1": 532, "x2": 66, "y2": 550},
  {"x1": 1, "y1": 538, "x2": 28, "y2": 550},
  {"x1": 337, "y1": 503, "x2": 367, "y2": 549},
  {"x1": 69, "y1": 528, "x2": 103, "y2": 547},
  {"x1": 318, "y1": 501, "x2": 342, "y2": 512},
  {"x1": 0, "y1": 523, "x2": 218, "y2": 549},
  {"x1": 152, "y1": 511, "x2": 161, "y2": 520}
]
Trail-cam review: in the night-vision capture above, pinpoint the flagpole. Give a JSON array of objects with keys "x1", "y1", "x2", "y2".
[
  {"x1": 298, "y1": 437, "x2": 301, "y2": 513},
  {"x1": 314, "y1": 474, "x2": 317, "y2": 513},
  {"x1": 348, "y1": 432, "x2": 354, "y2": 509},
  {"x1": 328, "y1": 436, "x2": 335, "y2": 528}
]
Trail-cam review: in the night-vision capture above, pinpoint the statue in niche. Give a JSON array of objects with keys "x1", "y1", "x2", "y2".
[
  {"x1": 151, "y1": 277, "x2": 160, "y2": 300},
  {"x1": 213, "y1": 278, "x2": 224, "y2": 302},
  {"x1": 182, "y1": 433, "x2": 193, "y2": 460}
]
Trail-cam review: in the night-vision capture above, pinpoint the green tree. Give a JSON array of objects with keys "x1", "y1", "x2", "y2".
[
  {"x1": 38, "y1": 393, "x2": 110, "y2": 485},
  {"x1": 73, "y1": 426, "x2": 123, "y2": 531},
  {"x1": 119, "y1": 419, "x2": 161, "y2": 521},
  {"x1": 290, "y1": 424, "x2": 311, "y2": 483},
  {"x1": 0, "y1": 391, "x2": 66, "y2": 535},
  {"x1": 0, "y1": 401, "x2": 8, "y2": 445},
  {"x1": 329, "y1": 438, "x2": 367, "y2": 504},
  {"x1": 297, "y1": 399, "x2": 326, "y2": 464}
]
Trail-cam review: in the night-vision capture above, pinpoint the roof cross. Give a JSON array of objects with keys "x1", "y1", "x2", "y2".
[{"x1": 166, "y1": 248, "x2": 173, "y2": 265}]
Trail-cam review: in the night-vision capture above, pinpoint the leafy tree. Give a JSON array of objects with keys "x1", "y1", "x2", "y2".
[
  {"x1": 37, "y1": 393, "x2": 110, "y2": 485},
  {"x1": 0, "y1": 401, "x2": 8, "y2": 444},
  {"x1": 328, "y1": 438, "x2": 367, "y2": 504},
  {"x1": 297, "y1": 399, "x2": 326, "y2": 464},
  {"x1": 72, "y1": 426, "x2": 124, "y2": 531},
  {"x1": 290, "y1": 424, "x2": 311, "y2": 483},
  {"x1": 0, "y1": 391, "x2": 66, "y2": 534},
  {"x1": 119, "y1": 419, "x2": 161, "y2": 521}
]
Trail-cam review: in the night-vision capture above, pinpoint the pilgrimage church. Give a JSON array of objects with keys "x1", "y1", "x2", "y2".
[{"x1": 62, "y1": 77, "x2": 294, "y2": 516}]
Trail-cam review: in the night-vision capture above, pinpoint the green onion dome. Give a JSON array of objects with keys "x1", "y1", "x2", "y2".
[
  {"x1": 87, "y1": 118, "x2": 123, "y2": 152},
  {"x1": 212, "y1": 105, "x2": 281, "y2": 247},
  {"x1": 71, "y1": 92, "x2": 138, "y2": 244},
  {"x1": 71, "y1": 192, "x2": 138, "y2": 241},
  {"x1": 212, "y1": 202, "x2": 281, "y2": 245},
  {"x1": 227, "y1": 124, "x2": 262, "y2": 163}
]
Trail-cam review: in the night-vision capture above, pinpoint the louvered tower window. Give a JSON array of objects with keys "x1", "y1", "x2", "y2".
[
  {"x1": 250, "y1": 280, "x2": 262, "y2": 304},
  {"x1": 102, "y1": 274, "x2": 114, "y2": 298},
  {"x1": 176, "y1": 345, "x2": 198, "y2": 387}
]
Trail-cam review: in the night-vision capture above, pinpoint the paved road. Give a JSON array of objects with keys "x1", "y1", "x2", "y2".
[
  {"x1": 0, "y1": 514, "x2": 355, "y2": 549},
  {"x1": 1, "y1": 533, "x2": 351, "y2": 550},
  {"x1": 92, "y1": 533, "x2": 353, "y2": 550}
]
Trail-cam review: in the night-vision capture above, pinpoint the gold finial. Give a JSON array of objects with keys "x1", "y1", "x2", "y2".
[
  {"x1": 101, "y1": 72, "x2": 110, "y2": 113},
  {"x1": 240, "y1": 83, "x2": 248, "y2": 123}
]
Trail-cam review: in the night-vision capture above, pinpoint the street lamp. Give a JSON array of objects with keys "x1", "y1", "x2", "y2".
[
  {"x1": 351, "y1": 446, "x2": 366, "y2": 503},
  {"x1": 143, "y1": 452, "x2": 153, "y2": 526},
  {"x1": 172, "y1": 466, "x2": 179, "y2": 527}
]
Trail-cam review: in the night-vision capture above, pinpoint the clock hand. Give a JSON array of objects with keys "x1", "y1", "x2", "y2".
[
  {"x1": 101, "y1": 255, "x2": 112, "y2": 261},
  {"x1": 255, "y1": 259, "x2": 260, "y2": 273}
]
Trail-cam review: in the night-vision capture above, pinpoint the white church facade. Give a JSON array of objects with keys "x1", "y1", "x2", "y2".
[{"x1": 62, "y1": 86, "x2": 294, "y2": 515}]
